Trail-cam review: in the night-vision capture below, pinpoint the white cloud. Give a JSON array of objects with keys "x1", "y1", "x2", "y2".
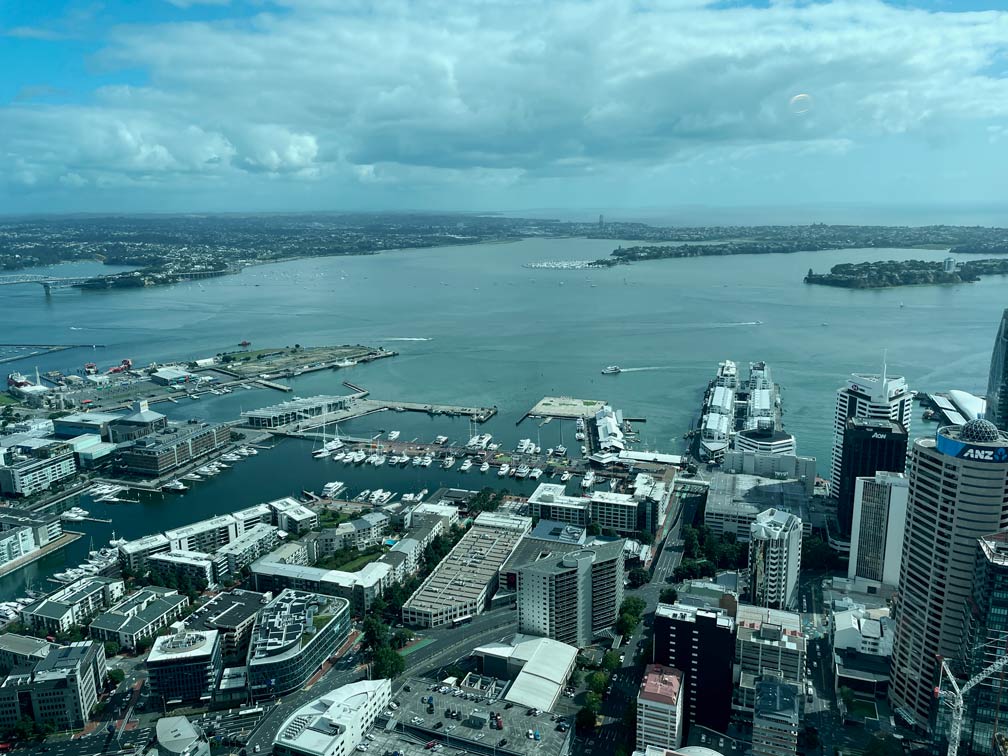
[{"x1": 2, "y1": 0, "x2": 1007, "y2": 209}]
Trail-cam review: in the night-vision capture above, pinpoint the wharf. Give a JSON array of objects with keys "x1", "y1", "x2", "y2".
[
  {"x1": 255, "y1": 379, "x2": 293, "y2": 392},
  {"x1": 0, "y1": 531, "x2": 83, "y2": 579},
  {"x1": 523, "y1": 395, "x2": 605, "y2": 424},
  {"x1": 261, "y1": 396, "x2": 496, "y2": 433}
]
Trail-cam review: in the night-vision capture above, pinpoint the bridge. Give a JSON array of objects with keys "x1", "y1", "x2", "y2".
[{"x1": 0, "y1": 275, "x2": 93, "y2": 294}]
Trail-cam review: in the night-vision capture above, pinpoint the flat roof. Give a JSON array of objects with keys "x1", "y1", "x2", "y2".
[
  {"x1": 165, "y1": 514, "x2": 236, "y2": 540},
  {"x1": 639, "y1": 664, "x2": 683, "y2": 707},
  {"x1": 147, "y1": 630, "x2": 219, "y2": 663},
  {"x1": 274, "y1": 680, "x2": 389, "y2": 756},
  {"x1": 185, "y1": 589, "x2": 265, "y2": 632}
]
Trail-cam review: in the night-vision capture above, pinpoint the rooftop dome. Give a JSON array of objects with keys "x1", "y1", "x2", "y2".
[{"x1": 960, "y1": 418, "x2": 1002, "y2": 443}]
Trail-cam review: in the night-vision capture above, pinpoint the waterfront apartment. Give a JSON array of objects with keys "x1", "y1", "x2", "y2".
[
  {"x1": 216, "y1": 524, "x2": 280, "y2": 577},
  {"x1": 246, "y1": 590, "x2": 350, "y2": 699},
  {"x1": 0, "y1": 442, "x2": 77, "y2": 497},
  {"x1": 115, "y1": 422, "x2": 230, "y2": 477},
  {"x1": 89, "y1": 587, "x2": 189, "y2": 650},
  {"x1": 21, "y1": 576, "x2": 126, "y2": 634},
  {"x1": 267, "y1": 497, "x2": 319, "y2": 535}
]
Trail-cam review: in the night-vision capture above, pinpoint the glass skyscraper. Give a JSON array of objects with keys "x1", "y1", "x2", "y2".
[{"x1": 987, "y1": 309, "x2": 1008, "y2": 430}]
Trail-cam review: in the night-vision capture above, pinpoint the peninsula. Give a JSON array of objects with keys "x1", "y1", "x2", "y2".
[{"x1": 803, "y1": 258, "x2": 1008, "y2": 289}]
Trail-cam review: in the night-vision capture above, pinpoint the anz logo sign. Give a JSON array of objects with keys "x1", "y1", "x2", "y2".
[{"x1": 960, "y1": 446, "x2": 1008, "y2": 463}]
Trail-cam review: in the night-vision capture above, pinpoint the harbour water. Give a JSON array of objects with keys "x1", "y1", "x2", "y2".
[{"x1": 0, "y1": 237, "x2": 1002, "y2": 597}]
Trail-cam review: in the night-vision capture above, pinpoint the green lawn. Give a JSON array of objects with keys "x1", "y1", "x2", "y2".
[
  {"x1": 334, "y1": 551, "x2": 383, "y2": 572},
  {"x1": 0, "y1": 394, "x2": 21, "y2": 406},
  {"x1": 849, "y1": 699, "x2": 878, "y2": 720},
  {"x1": 313, "y1": 614, "x2": 332, "y2": 631}
]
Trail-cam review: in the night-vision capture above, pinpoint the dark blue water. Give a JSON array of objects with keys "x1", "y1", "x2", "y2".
[{"x1": 1, "y1": 238, "x2": 1002, "y2": 597}]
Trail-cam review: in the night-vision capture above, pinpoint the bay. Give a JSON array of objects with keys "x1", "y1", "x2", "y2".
[{"x1": 0, "y1": 238, "x2": 1001, "y2": 598}]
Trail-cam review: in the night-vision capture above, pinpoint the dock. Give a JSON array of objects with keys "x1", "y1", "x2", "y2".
[
  {"x1": 525, "y1": 395, "x2": 606, "y2": 422},
  {"x1": 255, "y1": 379, "x2": 294, "y2": 392},
  {"x1": 0, "y1": 531, "x2": 83, "y2": 579}
]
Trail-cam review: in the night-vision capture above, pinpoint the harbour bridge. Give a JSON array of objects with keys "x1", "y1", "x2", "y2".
[{"x1": 0, "y1": 274, "x2": 93, "y2": 294}]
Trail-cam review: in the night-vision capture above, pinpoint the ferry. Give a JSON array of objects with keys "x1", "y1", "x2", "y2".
[
  {"x1": 442, "y1": 456, "x2": 456, "y2": 470},
  {"x1": 515, "y1": 464, "x2": 531, "y2": 479},
  {"x1": 601, "y1": 366, "x2": 622, "y2": 375},
  {"x1": 459, "y1": 459, "x2": 473, "y2": 472},
  {"x1": 388, "y1": 431, "x2": 401, "y2": 441},
  {"x1": 480, "y1": 461, "x2": 490, "y2": 473},
  {"x1": 581, "y1": 470, "x2": 596, "y2": 489},
  {"x1": 498, "y1": 463, "x2": 511, "y2": 477}
]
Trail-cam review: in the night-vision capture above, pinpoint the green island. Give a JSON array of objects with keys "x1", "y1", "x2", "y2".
[{"x1": 803, "y1": 258, "x2": 1008, "y2": 289}]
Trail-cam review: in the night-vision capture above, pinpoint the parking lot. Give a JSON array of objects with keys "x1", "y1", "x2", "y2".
[{"x1": 376, "y1": 678, "x2": 573, "y2": 756}]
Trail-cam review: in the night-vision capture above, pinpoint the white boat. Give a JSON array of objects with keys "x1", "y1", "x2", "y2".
[
  {"x1": 421, "y1": 455, "x2": 433, "y2": 467},
  {"x1": 498, "y1": 463, "x2": 511, "y2": 477},
  {"x1": 534, "y1": 446, "x2": 541, "y2": 455},
  {"x1": 560, "y1": 471, "x2": 572, "y2": 482},
  {"x1": 546, "y1": 448, "x2": 554, "y2": 456},
  {"x1": 332, "y1": 451, "x2": 346, "y2": 462},
  {"x1": 442, "y1": 456, "x2": 456, "y2": 469},
  {"x1": 602, "y1": 365, "x2": 622, "y2": 375},
  {"x1": 243, "y1": 446, "x2": 258, "y2": 455},
  {"x1": 529, "y1": 467, "x2": 543, "y2": 480},
  {"x1": 221, "y1": 453, "x2": 242, "y2": 462},
  {"x1": 182, "y1": 472, "x2": 203, "y2": 482},
  {"x1": 323, "y1": 481, "x2": 346, "y2": 498},
  {"x1": 582, "y1": 471, "x2": 596, "y2": 489},
  {"x1": 369, "y1": 489, "x2": 386, "y2": 504},
  {"x1": 388, "y1": 431, "x2": 400, "y2": 441},
  {"x1": 412, "y1": 455, "x2": 424, "y2": 467},
  {"x1": 354, "y1": 489, "x2": 371, "y2": 502},
  {"x1": 575, "y1": 431, "x2": 586, "y2": 441},
  {"x1": 580, "y1": 445, "x2": 588, "y2": 455},
  {"x1": 163, "y1": 480, "x2": 188, "y2": 492},
  {"x1": 516, "y1": 439, "x2": 533, "y2": 453},
  {"x1": 515, "y1": 464, "x2": 531, "y2": 479},
  {"x1": 313, "y1": 448, "x2": 331, "y2": 459},
  {"x1": 554, "y1": 445, "x2": 567, "y2": 456},
  {"x1": 399, "y1": 453, "x2": 411, "y2": 465},
  {"x1": 480, "y1": 461, "x2": 490, "y2": 473},
  {"x1": 373, "y1": 455, "x2": 387, "y2": 467},
  {"x1": 365, "y1": 453, "x2": 378, "y2": 465},
  {"x1": 487, "y1": 442, "x2": 500, "y2": 451},
  {"x1": 609, "y1": 478, "x2": 618, "y2": 491},
  {"x1": 434, "y1": 435, "x2": 449, "y2": 445},
  {"x1": 459, "y1": 459, "x2": 473, "y2": 472}
]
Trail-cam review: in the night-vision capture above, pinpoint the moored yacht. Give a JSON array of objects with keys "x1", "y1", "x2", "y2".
[{"x1": 459, "y1": 459, "x2": 473, "y2": 472}]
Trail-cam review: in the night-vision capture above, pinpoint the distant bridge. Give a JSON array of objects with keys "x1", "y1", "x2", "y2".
[{"x1": 0, "y1": 275, "x2": 93, "y2": 294}]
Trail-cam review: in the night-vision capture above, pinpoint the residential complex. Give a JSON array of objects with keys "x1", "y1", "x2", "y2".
[
  {"x1": 21, "y1": 576, "x2": 126, "y2": 634},
  {"x1": 147, "y1": 630, "x2": 224, "y2": 706},
  {"x1": 89, "y1": 586, "x2": 189, "y2": 650},
  {"x1": 748, "y1": 509, "x2": 802, "y2": 611}
]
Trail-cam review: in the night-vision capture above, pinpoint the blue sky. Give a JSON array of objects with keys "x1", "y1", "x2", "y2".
[{"x1": 1, "y1": 0, "x2": 1007, "y2": 216}]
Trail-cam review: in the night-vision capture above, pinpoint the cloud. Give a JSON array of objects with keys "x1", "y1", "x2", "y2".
[
  {"x1": 1, "y1": 0, "x2": 1007, "y2": 208},
  {"x1": 3, "y1": 26, "x2": 67, "y2": 40}
]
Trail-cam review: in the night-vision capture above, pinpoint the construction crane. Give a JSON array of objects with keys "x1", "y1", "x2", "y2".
[{"x1": 939, "y1": 651, "x2": 1008, "y2": 756}]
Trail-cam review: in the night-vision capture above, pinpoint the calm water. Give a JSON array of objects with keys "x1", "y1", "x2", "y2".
[{"x1": 1, "y1": 238, "x2": 1002, "y2": 597}]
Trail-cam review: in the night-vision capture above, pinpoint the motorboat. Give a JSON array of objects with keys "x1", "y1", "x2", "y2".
[
  {"x1": 332, "y1": 451, "x2": 346, "y2": 462},
  {"x1": 515, "y1": 464, "x2": 531, "y2": 479},
  {"x1": 529, "y1": 468, "x2": 543, "y2": 480},
  {"x1": 560, "y1": 471, "x2": 572, "y2": 482},
  {"x1": 581, "y1": 470, "x2": 596, "y2": 489},
  {"x1": 388, "y1": 431, "x2": 401, "y2": 441},
  {"x1": 442, "y1": 456, "x2": 456, "y2": 469},
  {"x1": 421, "y1": 455, "x2": 434, "y2": 467},
  {"x1": 602, "y1": 365, "x2": 622, "y2": 375},
  {"x1": 323, "y1": 481, "x2": 346, "y2": 498},
  {"x1": 498, "y1": 463, "x2": 511, "y2": 477},
  {"x1": 480, "y1": 461, "x2": 490, "y2": 473},
  {"x1": 459, "y1": 459, "x2": 473, "y2": 472},
  {"x1": 182, "y1": 472, "x2": 203, "y2": 481},
  {"x1": 163, "y1": 480, "x2": 188, "y2": 492},
  {"x1": 554, "y1": 445, "x2": 567, "y2": 456},
  {"x1": 434, "y1": 435, "x2": 449, "y2": 445}
]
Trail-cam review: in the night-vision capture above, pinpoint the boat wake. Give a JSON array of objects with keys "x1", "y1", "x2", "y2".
[
  {"x1": 381, "y1": 337, "x2": 432, "y2": 342},
  {"x1": 69, "y1": 326, "x2": 84, "y2": 331},
  {"x1": 619, "y1": 366, "x2": 671, "y2": 373}
]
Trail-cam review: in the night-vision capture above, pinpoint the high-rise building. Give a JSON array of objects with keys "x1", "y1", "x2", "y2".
[
  {"x1": 147, "y1": 630, "x2": 223, "y2": 706},
  {"x1": 653, "y1": 603, "x2": 736, "y2": 736},
  {"x1": 515, "y1": 540, "x2": 624, "y2": 648},
  {"x1": 988, "y1": 309, "x2": 1008, "y2": 430},
  {"x1": 748, "y1": 509, "x2": 802, "y2": 611},
  {"x1": 734, "y1": 605, "x2": 806, "y2": 715},
  {"x1": 890, "y1": 420, "x2": 1008, "y2": 727},
  {"x1": 835, "y1": 418, "x2": 908, "y2": 536},
  {"x1": 830, "y1": 370, "x2": 912, "y2": 508},
  {"x1": 960, "y1": 530, "x2": 1008, "y2": 756},
  {"x1": 848, "y1": 471, "x2": 908, "y2": 588},
  {"x1": 636, "y1": 665, "x2": 684, "y2": 751},
  {"x1": 752, "y1": 680, "x2": 800, "y2": 756}
]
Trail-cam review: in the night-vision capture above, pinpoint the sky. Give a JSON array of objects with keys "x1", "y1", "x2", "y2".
[{"x1": 1, "y1": 0, "x2": 1007, "y2": 217}]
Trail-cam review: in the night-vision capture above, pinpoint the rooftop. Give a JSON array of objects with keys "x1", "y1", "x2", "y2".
[
  {"x1": 148, "y1": 630, "x2": 219, "y2": 663},
  {"x1": 156, "y1": 716, "x2": 205, "y2": 755},
  {"x1": 754, "y1": 680, "x2": 800, "y2": 719},
  {"x1": 655, "y1": 602, "x2": 735, "y2": 631},
  {"x1": 185, "y1": 589, "x2": 266, "y2": 633},
  {"x1": 248, "y1": 589, "x2": 346, "y2": 665},
  {"x1": 274, "y1": 679, "x2": 390, "y2": 756},
  {"x1": 639, "y1": 664, "x2": 683, "y2": 707}
]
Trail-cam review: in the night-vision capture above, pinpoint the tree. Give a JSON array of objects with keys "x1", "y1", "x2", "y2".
[
  {"x1": 838, "y1": 686, "x2": 855, "y2": 712},
  {"x1": 659, "y1": 588, "x2": 678, "y2": 604},
  {"x1": 569, "y1": 669, "x2": 584, "y2": 688},
  {"x1": 13, "y1": 718, "x2": 36, "y2": 741},
  {"x1": 803, "y1": 536, "x2": 842, "y2": 572},
  {"x1": 587, "y1": 672, "x2": 608, "y2": 695},
  {"x1": 390, "y1": 630, "x2": 414, "y2": 650},
  {"x1": 587, "y1": 523, "x2": 601, "y2": 536},
  {"x1": 575, "y1": 707, "x2": 597, "y2": 733},
  {"x1": 104, "y1": 641, "x2": 122, "y2": 658},
  {"x1": 584, "y1": 692, "x2": 602, "y2": 712},
  {"x1": 372, "y1": 645, "x2": 406, "y2": 679},
  {"x1": 616, "y1": 613, "x2": 639, "y2": 636},
  {"x1": 621, "y1": 596, "x2": 646, "y2": 619},
  {"x1": 361, "y1": 616, "x2": 389, "y2": 651},
  {"x1": 108, "y1": 669, "x2": 126, "y2": 685},
  {"x1": 628, "y1": 568, "x2": 649, "y2": 588},
  {"x1": 601, "y1": 652, "x2": 621, "y2": 673}
]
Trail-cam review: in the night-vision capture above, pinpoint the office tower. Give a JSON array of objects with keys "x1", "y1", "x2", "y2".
[
  {"x1": 835, "y1": 418, "x2": 908, "y2": 536},
  {"x1": 734, "y1": 605, "x2": 806, "y2": 715},
  {"x1": 636, "y1": 664, "x2": 684, "y2": 751},
  {"x1": 752, "y1": 680, "x2": 800, "y2": 756},
  {"x1": 961, "y1": 530, "x2": 1008, "y2": 756},
  {"x1": 653, "y1": 603, "x2": 736, "y2": 736},
  {"x1": 830, "y1": 370, "x2": 912, "y2": 511},
  {"x1": 988, "y1": 309, "x2": 1008, "y2": 430},
  {"x1": 890, "y1": 420, "x2": 1008, "y2": 726},
  {"x1": 515, "y1": 541, "x2": 624, "y2": 647},
  {"x1": 748, "y1": 509, "x2": 802, "y2": 611},
  {"x1": 848, "y1": 471, "x2": 908, "y2": 588}
]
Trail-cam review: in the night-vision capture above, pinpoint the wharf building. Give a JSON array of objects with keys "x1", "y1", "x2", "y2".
[
  {"x1": 53, "y1": 411, "x2": 123, "y2": 441},
  {"x1": 246, "y1": 589, "x2": 350, "y2": 700},
  {"x1": 0, "y1": 641, "x2": 108, "y2": 732},
  {"x1": 653, "y1": 603, "x2": 736, "y2": 737},
  {"x1": 734, "y1": 605, "x2": 806, "y2": 717},
  {"x1": 752, "y1": 680, "x2": 800, "y2": 756},
  {"x1": 88, "y1": 586, "x2": 189, "y2": 650},
  {"x1": 272, "y1": 679, "x2": 391, "y2": 756},
  {"x1": 515, "y1": 539, "x2": 625, "y2": 648},
  {"x1": 748, "y1": 509, "x2": 802, "y2": 611},
  {"x1": 115, "y1": 422, "x2": 230, "y2": 477},
  {"x1": 890, "y1": 420, "x2": 1008, "y2": 727},
  {"x1": 147, "y1": 630, "x2": 223, "y2": 706},
  {"x1": 636, "y1": 665, "x2": 685, "y2": 751},
  {"x1": 835, "y1": 418, "x2": 908, "y2": 537},
  {"x1": 847, "y1": 471, "x2": 908, "y2": 590},
  {"x1": 107, "y1": 400, "x2": 168, "y2": 443},
  {"x1": 241, "y1": 395, "x2": 355, "y2": 430},
  {"x1": 829, "y1": 370, "x2": 912, "y2": 508},
  {"x1": 987, "y1": 309, "x2": 1008, "y2": 430},
  {"x1": 402, "y1": 512, "x2": 531, "y2": 627},
  {"x1": 733, "y1": 420, "x2": 796, "y2": 457},
  {"x1": 0, "y1": 441, "x2": 76, "y2": 497},
  {"x1": 21, "y1": 576, "x2": 126, "y2": 635}
]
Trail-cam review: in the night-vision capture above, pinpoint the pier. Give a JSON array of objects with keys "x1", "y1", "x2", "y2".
[
  {"x1": 255, "y1": 378, "x2": 294, "y2": 392},
  {"x1": 0, "y1": 531, "x2": 83, "y2": 579}
]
